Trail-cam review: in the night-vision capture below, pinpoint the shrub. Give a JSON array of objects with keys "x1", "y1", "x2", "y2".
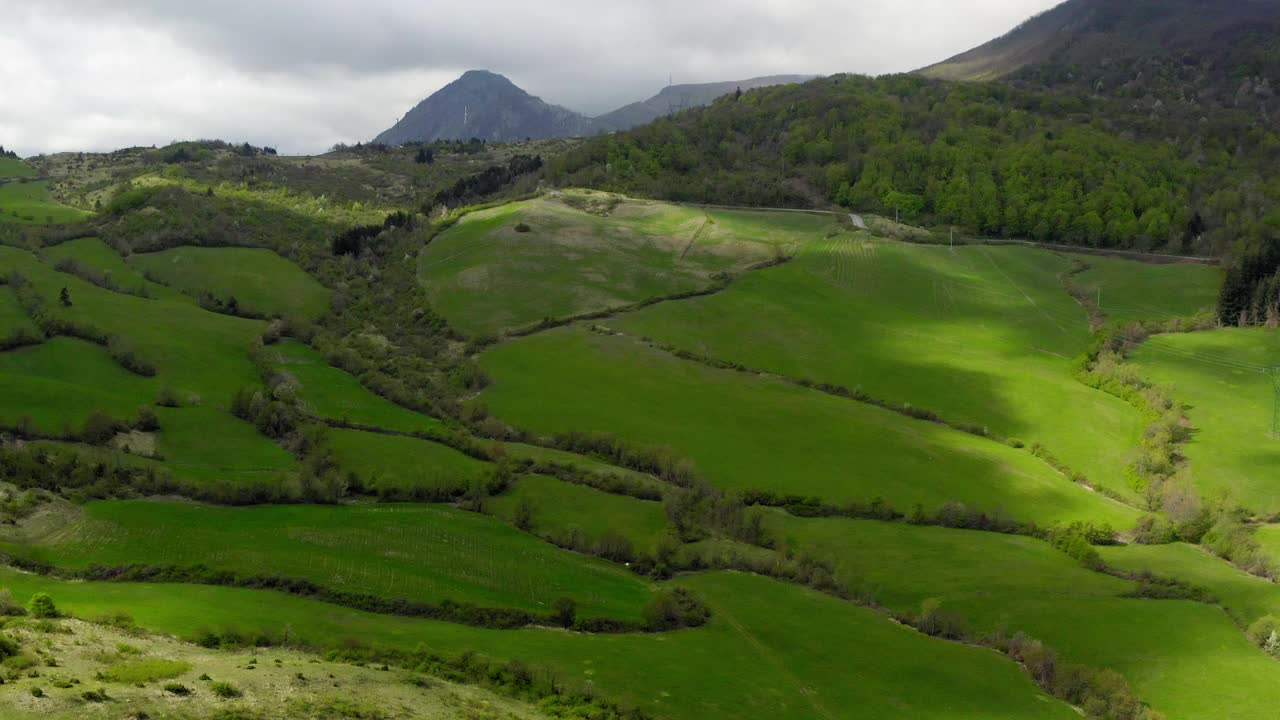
[
  {"x1": 81, "y1": 412, "x2": 120, "y2": 446},
  {"x1": 29, "y1": 686, "x2": 42, "y2": 697},
  {"x1": 641, "y1": 588, "x2": 710, "y2": 631},
  {"x1": 81, "y1": 687, "x2": 110, "y2": 702},
  {"x1": 551, "y1": 597, "x2": 576, "y2": 628},
  {"x1": 26, "y1": 593, "x2": 58, "y2": 619},
  {"x1": 0, "y1": 590, "x2": 26, "y2": 617},
  {"x1": 0, "y1": 634, "x2": 20, "y2": 660},
  {"x1": 514, "y1": 222, "x2": 532, "y2": 233},
  {"x1": 164, "y1": 682, "x2": 192, "y2": 695},
  {"x1": 210, "y1": 680, "x2": 242, "y2": 698}
]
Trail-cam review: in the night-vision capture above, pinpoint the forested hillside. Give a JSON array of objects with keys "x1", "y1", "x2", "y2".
[{"x1": 546, "y1": 73, "x2": 1280, "y2": 323}]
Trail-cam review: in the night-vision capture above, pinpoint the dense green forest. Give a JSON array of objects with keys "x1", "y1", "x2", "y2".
[{"x1": 547, "y1": 74, "x2": 1280, "y2": 324}]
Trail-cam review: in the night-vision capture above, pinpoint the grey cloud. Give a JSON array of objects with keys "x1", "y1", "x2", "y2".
[{"x1": 2, "y1": 0, "x2": 1062, "y2": 154}]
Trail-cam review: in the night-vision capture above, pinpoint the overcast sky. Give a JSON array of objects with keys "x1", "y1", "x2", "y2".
[{"x1": 0, "y1": 0, "x2": 1061, "y2": 156}]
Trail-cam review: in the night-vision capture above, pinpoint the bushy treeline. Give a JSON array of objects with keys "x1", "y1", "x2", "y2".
[
  {"x1": 544, "y1": 73, "x2": 1280, "y2": 321},
  {"x1": 548, "y1": 431, "x2": 699, "y2": 486},
  {"x1": 52, "y1": 257, "x2": 151, "y2": 299},
  {"x1": 432, "y1": 155, "x2": 543, "y2": 210}
]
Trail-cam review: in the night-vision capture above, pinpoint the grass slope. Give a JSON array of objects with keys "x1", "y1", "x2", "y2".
[
  {"x1": 0, "y1": 158, "x2": 36, "y2": 179},
  {"x1": 1130, "y1": 328, "x2": 1280, "y2": 513},
  {"x1": 613, "y1": 235, "x2": 1145, "y2": 499},
  {"x1": 0, "y1": 338, "x2": 156, "y2": 432},
  {"x1": 773, "y1": 515, "x2": 1280, "y2": 720},
  {"x1": 0, "y1": 286, "x2": 37, "y2": 340},
  {"x1": 487, "y1": 475, "x2": 668, "y2": 553},
  {"x1": 130, "y1": 246, "x2": 330, "y2": 320},
  {"x1": 419, "y1": 193, "x2": 820, "y2": 336},
  {"x1": 325, "y1": 428, "x2": 491, "y2": 495},
  {"x1": 41, "y1": 237, "x2": 170, "y2": 299},
  {"x1": 0, "y1": 181, "x2": 91, "y2": 224},
  {"x1": 266, "y1": 340, "x2": 448, "y2": 434},
  {"x1": 0, "y1": 568, "x2": 1077, "y2": 720},
  {"x1": 1076, "y1": 257, "x2": 1222, "y2": 325},
  {"x1": 1, "y1": 245, "x2": 266, "y2": 405},
  {"x1": 1100, "y1": 542, "x2": 1280, "y2": 626},
  {"x1": 479, "y1": 327, "x2": 1136, "y2": 527},
  {"x1": 0, "y1": 618, "x2": 547, "y2": 720},
  {"x1": 6, "y1": 500, "x2": 652, "y2": 621}
]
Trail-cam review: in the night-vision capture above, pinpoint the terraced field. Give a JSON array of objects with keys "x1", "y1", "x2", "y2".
[
  {"x1": 1075, "y1": 257, "x2": 1222, "y2": 325},
  {"x1": 479, "y1": 326, "x2": 1137, "y2": 527},
  {"x1": 2, "y1": 500, "x2": 652, "y2": 621},
  {"x1": 0, "y1": 178, "x2": 1251, "y2": 720},
  {"x1": 266, "y1": 340, "x2": 449, "y2": 434},
  {"x1": 0, "y1": 568, "x2": 1078, "y2": 720},
  {"x1": 1130, "y1": 328, "x2": 1280, "y2": 512},
  {"x1": 131, "y1": 246, "x2": 331, "y2": 320},
  {"x1": 419, "y1": 192, "x2": 827, "y2": 336},
  {"x1": 325, "y1": 428, "x2": 492, "y2": 495},
  {"x1": 0, "y1": 337, "x2": 157, "y2": 432},
  {"x1": 611, "y1": 234, "x2": 1154, "y2": 499},
  {"x1": 773, "y1": 515, "x2": 1280, "y2": 720}
]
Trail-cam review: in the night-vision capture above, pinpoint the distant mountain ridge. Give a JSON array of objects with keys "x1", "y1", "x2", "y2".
[
  {"x1": 919, "y1": 0, "x2": 1280, "y2": 115},
  {"x1": 373, "y1": 71, "x2": 816, "y2": 144}
]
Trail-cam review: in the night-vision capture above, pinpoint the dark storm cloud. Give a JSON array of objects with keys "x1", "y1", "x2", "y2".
[{"x1": 1, "y1": 0, "x2": 1062, "y2": 154}]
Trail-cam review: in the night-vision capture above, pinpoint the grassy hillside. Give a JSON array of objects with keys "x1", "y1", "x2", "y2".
[
  {"x1": 774, "y1": 515, "x2": 1280, "y2": 720},
  {"x1": 265, "y1": 340, "x2": 448, "y2": 434},
  {"x1": 325, "y1": 429, "x2": 492, "y2": 496},
  {"x1": 0, "y1": 338, "x2": 156, "y2": 432},
  {"x1": 0, "y1": 618, "x2": 549, "y2": 720},
  {"x1": 1129, "y1": 328, "x2": 1280, "y2": 513},
  {"x1": 2, "y1": 500, "x2": 652, "y2": 621},
  {"x1": 419, "y1": 192, "x2": 813, "y2": 336},
  {"x1": 487, "y1": 474, "x2": 668, "y2": 553},
  {"x1": 0, "y1": 568, "x2": 1077, "y2": 720},
  {"x1": 0, "y1": 287, "x2": 37, "y2": 340},
  {"x1": 0, "y1": 181, "x2": 92, "y2": 224},
  {"x1": 479, "y1": 327, "x2": 1137, "y2": 527},
  {"x1": 0, "y1": 158, "x2": 36, "y2": 179},
  {"x1": 130, "y1": 246, "x2": 331, "y2": 320},
  {"x1": 613, "y1": 235, "x2": 1149, "y2": 498},
  {"x1": 1076, "y1": 257, "x2": 1222, "y2": 325}
]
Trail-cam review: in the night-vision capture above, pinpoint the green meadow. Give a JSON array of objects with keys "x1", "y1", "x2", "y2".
[
  {"x1": 0, "y1": 286, "x2": 38, "y2": 339},
  {"x1": 266, "y1": 339, "x2": 448, "y2": 434},
  {"x1": 0, "y1": 158, "x2": 36, "y2": 179},
  {"x1": 325, "y1": 428, "x2": 492, "y2": 494},
  {"x1": 41, "y1": 237, "x2": 170, "y2": 298},
  {"x1": 0, "y1": 337, "x2": 156, "y2": 432},
  {"x1": 772, "y1": 515, "x2": 1280, "y2": 720},
  {"x1": 0, "y1": 181, "x2": 91, "y2": 224},
  {"x1": 0, "y1": 568, "x2": 1076, "y2": 720},
  {"x1": 152, "y1": 405, "x2": 298, "y2": 485},
  {"x1": 1100, "y1": 542, "x2": 1280, "y2": 626},
  {"x1": 130, "y1": 246, "x2": 331, "y2": 320},
  {"x1": 1130, "y1": 328, "x2": 1280, "y2": 512},
  {"x1": 613, "y1": 235, "x2": 1150, "y2": 499},
  {"x1": 487, "y1": 474, "x2": 668, "y2": 553},
  {"x1": 479, "y1": 327, "x2": 1137, "y2": 527},
  {"x1": 1, "y1": 245, "x2": 266, "y2": 404},
  {"x1": 3, "y1": 500, "x2": 650, "y2": 620},
  {"x1": 419, "y1": 193, "x2": 821, "y2": 336},
  {"x1": 1075, "y1": 257, "x2": 1222, "y2": 325}
]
